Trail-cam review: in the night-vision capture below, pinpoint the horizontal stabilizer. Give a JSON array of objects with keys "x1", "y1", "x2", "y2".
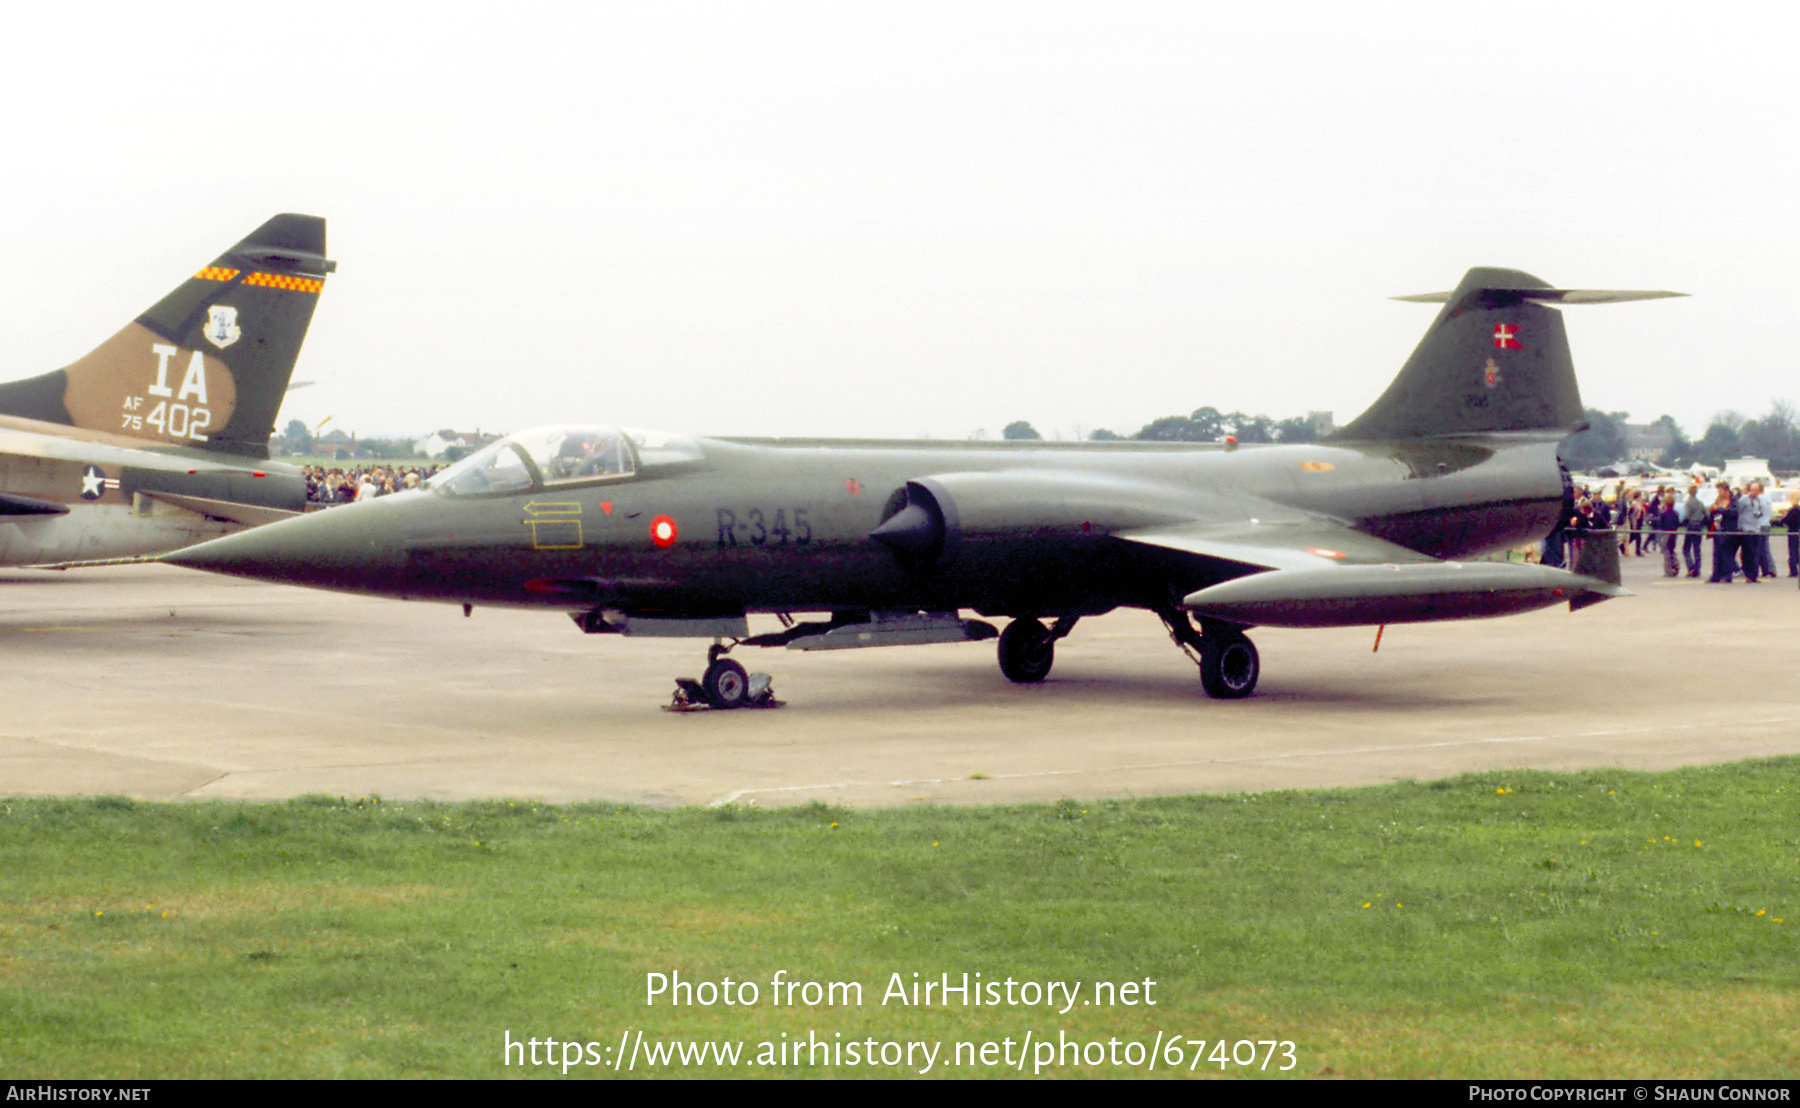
[
  {"x1": 1392, "y1": 289, "x2": 1686, "y2": 305},
  {"x1": 1181, "y1": 561, "x2": 1628, "y2": 628}
]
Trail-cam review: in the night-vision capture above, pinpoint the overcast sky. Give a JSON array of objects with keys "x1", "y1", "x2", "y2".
[{"x1": 0, "y1": 3, "x2": 1791, "y2": 442}]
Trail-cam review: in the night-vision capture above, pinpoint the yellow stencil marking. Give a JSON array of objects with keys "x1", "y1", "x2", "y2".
[{"x1": 524, "y1": 501, "x2": 584, "y2": 550}]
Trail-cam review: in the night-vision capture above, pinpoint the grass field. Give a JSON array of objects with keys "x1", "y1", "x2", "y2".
[{"x1": 2, "y1": 759, "x2": 1796, "y2": 1078}]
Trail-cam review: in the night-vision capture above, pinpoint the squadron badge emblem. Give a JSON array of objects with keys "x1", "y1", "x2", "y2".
[
  {"x1": 1483, "y1": 357, "x2": 1504, "y2": 390},
  {"x1": 204, "y1": 305, "x2": 241, "y2": 349}
]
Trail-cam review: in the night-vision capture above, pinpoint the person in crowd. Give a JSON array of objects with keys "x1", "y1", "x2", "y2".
[
  {"x1": 1540, "y1": 517, "x2": 1567, "y2": 567},
  {"x1": 1565, "y1": 497, "x2": 1602, "y2": 569},
  {"x1": 1749, "y1": 481, "x2": 1777, "y2": 579},
  {"x1": 1708, "y1": 483, "x2": 1739, "y2": 583},
  {"x1": 1736, "y1": 482, "x2": 1768, "y2": 583},
  {"x1": 1654, "y1": 490, "x2": 1681, "y2": 577},
  {"x1": 1681, "y1": 484, "x2": 1709, "y2": 578},
  {"x1": 1780, "y1": 491, "x2": 1800, "y2": 578},
  {"x1": 1624, "y1": 489, "x2": 1647, "y2": 556}
]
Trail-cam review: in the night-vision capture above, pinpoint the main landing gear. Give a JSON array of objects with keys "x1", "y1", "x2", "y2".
[
  {"x1": 996, "y1": 616, "x2": 1080, "y2": 683},
  {"x1": 668, "y1": 643, "x2": 782, "y2": 711},
  {"x1": 998, "y1": 610, "x2": 1258, "y2": 697},
  {"x1": 1158, "y1": 606, "x2": 1260, "y2": 699}
]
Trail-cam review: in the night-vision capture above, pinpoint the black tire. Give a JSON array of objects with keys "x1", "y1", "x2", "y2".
[
  {"x1": 1199, "y1": 634, "x2": 1259, "y2": 699},
  {"x1": 702, "y1": 658, "x2": 750, "y2": 708},
  {"x1": 997, "y1": 619, "x2": 1054, "y2": 683}
]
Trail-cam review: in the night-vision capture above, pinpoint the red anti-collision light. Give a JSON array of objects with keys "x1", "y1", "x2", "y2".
[{"x1": 650, "y1": 515, "x2": 678, "y2": 548}]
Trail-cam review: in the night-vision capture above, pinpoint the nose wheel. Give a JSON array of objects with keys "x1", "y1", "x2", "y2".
[
  {"x1": 703, "y1": 656, "x2": 750, "y2": 707},
  {"x1": 667, "y1": 643, "x2": 783, "y2": 711}
]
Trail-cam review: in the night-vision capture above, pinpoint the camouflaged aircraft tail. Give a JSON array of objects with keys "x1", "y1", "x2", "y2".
[
  {"x1": 1328, "y1": 269, "x2": 1682, "y2": 442},
  {"x1": 0, "y1": 214, "x2": 333, "y2": 459}
]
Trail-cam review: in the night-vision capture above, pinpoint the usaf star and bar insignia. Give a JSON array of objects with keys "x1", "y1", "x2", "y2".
[{"x1": 79, "y1": 464, "x2": 120, "y2": 501}]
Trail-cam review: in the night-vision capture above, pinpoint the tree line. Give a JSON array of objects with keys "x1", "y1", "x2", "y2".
[
  {"x1": 1003, "y1": 407, "x2": 1326, "y2": 444},
  {"x1": 1003, "y1": 400, "x2": 1800, "y2": 472},
  {"x1": 1559, "y1": 401, "x2": 1800, "y2": 471}
]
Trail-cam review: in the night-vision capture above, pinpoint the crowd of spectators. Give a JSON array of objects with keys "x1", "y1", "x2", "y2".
[
  {"x1": 1545, "y1": 479, "x2": 1800, "y2": 582},
  {"x1": 304, "y1": 464, "x2": 441, "y2": 506}
]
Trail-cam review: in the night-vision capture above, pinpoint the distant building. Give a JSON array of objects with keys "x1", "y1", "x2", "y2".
[
  {"x1": 271, "y1": 428, "x2": 311, "y2": 455},
  {"x1": 1620, "y1": 422, "x2": 1674, "y2": 462},
  {"x1": 1305, "y1": 411, "x2": 1335, "y2": 436},
  {"x1": 414, "y1": 432, "x2": 464, "y2": 458},
  {"x1": 317, "y1": 429, "x2": 355, "y2": 458},
  {"x1": 414, "y1": 430, "x2": 502, "y2": 459}
]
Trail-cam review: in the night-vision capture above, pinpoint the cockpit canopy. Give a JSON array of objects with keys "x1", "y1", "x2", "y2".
[{"x1": 429, "y1": 425, "x2": 702, "y2": 497}]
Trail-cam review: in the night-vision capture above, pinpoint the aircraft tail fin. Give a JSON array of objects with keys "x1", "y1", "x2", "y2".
[
  {"x1": 1327, "y1": 268, "x2": 1682, "y2": 442},
  {"x1": 0, "y1": 214, "x2": 334, "y2": 459}
]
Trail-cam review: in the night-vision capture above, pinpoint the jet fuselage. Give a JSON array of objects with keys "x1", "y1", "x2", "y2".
[{"x1": 176, "y1": 431, "x2": 1565, "y2": 621}]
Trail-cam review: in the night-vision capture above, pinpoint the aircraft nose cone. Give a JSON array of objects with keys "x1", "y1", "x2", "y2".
[{"x1": 164, "y1": 500, "x2": 405, "y2": 592}]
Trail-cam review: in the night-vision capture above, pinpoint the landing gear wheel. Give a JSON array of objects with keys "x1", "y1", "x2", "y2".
[
  {"x1": 702, "y1": 658, "x2": 750, "y2": 708},
  {"x1": 998, "y1": 618, "x2": 1055, "y2": 683},
  {"x1": 1199, "y1": 633, "x2": 1259, "y2": 699}
]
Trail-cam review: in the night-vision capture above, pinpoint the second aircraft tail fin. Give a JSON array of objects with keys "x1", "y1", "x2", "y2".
[{"x1": 0, "y1": 214, "x2": 334, "y2": 459}]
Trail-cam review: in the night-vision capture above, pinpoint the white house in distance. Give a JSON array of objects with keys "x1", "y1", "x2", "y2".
[
  {"x1": 1621, "y1": 422, "x2": 1675, "y2": 462},
  {"x1": 414, "y1": 430, "x2": 502, "y2": 460}
]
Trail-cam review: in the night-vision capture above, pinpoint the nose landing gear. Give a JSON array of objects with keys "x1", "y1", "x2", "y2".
[{"x1": 667, "y1": 643, "x2": 783, "y2": 711}]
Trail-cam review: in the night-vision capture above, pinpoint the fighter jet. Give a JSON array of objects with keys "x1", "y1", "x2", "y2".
[
  {"x1": 166, "y1": 268, "x2": 1677, "y2": 704},
  {"x1": 0, "y1": 214, "x2": 332, "y2": 566}
]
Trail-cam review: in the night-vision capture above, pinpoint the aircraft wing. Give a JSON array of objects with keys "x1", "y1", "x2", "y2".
[
  {"x1": 1120, "y1": 518, "x2": 1436, "y2": 572},
  {"x1": 1119, "y1": 519, "x2": 1624, "y2": 628}
]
